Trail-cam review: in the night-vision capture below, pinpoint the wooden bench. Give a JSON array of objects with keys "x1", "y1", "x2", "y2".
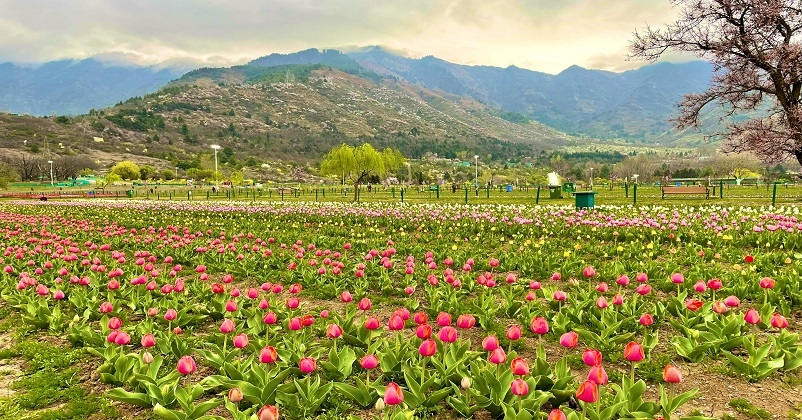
[{"x1": 661, "y1": 186, "x2": 710, "y2": 199}]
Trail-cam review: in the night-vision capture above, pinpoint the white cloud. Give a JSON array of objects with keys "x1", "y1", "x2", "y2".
[{"x1": 0, "y1": 0, "x2": 683, "y2": 73}]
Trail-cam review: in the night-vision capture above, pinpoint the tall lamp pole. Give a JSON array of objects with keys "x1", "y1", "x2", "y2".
[
  {"x1": 406, "y1": 162, "x2": 411, "y2": 186},
  {"x1": 47, "y1": 160, "x2": 54, "y2": 186},
  {"x1": 474, "y1": 155, "x2": 479, "y2": 190},
  {"x1": 589, "y1": 167, "x2": 594, "y2": 189},
  {"x1": 210, "y1": 145, "x2": 221, "y2": 189},
  {"x1": 175, "y1": 166, "x2": 178, "y2": 180}
]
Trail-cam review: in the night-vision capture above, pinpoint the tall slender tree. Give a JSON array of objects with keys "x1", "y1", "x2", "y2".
[{"x1": 630, "y1": 0, "x2": 802, "y2": 165}]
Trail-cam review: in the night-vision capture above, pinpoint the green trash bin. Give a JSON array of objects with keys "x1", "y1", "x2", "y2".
[
  {"x1": 126, "y1": 190, "x2": 134, "y2": 198},
  {"x1": 562, "y1": 182, "x2": 575, "y2": 193},
  {"x1": 574, "y1": 191, "x2": 596, "y2": 209},
  {"x1": 548, "y1": 186, "x2": 562, "y2": 199}
]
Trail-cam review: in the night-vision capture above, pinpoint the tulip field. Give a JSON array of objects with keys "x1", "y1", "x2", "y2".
[{"x1": 1, "y1": 200, "x2": 802, "y2": 420}]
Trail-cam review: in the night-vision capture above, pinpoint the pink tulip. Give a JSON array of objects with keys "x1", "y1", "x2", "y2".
[
  {"x1": 635, "y1": 272, "x2": 648, "y2": 282},
  {"x1": 724, "y1": 295, "x2": 741, "y2": 307},
  {"x1": 413, "y1": 312, "x2": 428, "y2": 325},
  {"x1": 576, "y1": 380, "x2": 599, "y2": 403},
  {"x1": 510, "y1": 357, "x2": 529, "y2": 375},
  {"x1": 759, "y1": 277, "x2": 776, "y2": 289},
  {"x1": 340, "y1": 290, "x2": 353, "y2": 303},
  {"x1": 510, "y1": 378, "x2": 529, "y2": 396},
  {"x1": 289, "y1": 317, "x2": 302, "y2": 330},
  {"x1": 582, "y1": 266, "x2": 596, "y2": 278},
  {"x1": 583, "y1": 349, "x2": 603, "y2": 366},
  {"x1": 707, "y1": 278, "x2": 723, "y2": 290},
  {"x1": 553, "y1": 290, "x2": 567, "y2": 301},
  {"x1": 360, "y1": 354, "x2": 379, "y2": 370},
  {"x1": 220, "y1": 319, "x2": 235, "y2": 334},
  {"x1": 53, "y1": 290, "x2": 65, "y2": 300},
  {"x1": 233, "y1": 333, "x2": 249, "y2": 349},
  {"x1": 263, "y1": 312, "x2": 278, "y2": 325},
  {"x1": 482, "y1": 335, "x2": 500, "y2": 351},
  {"x1": 616, "y1": 274, "x2": 630, "y2": 286},
  {"x1": 549, "y1": 409, "x2": 567, "y2": 420},
  {"x1": 260, "y1": 346, "x2": 278, "y2": 364},
  {"x1": 326, "y1": 324, "x2": 343, "y2": 339},
  {"x1": 744, "y1": 308, "x2": 761, "y2": 325},
  {"x1": 488, "y1": 348, "x2": 507, "y2": 364},
  {"x1": 635, "y1": 284, "x2": 651, "y2": 296},
  {"x1": 596, "y1": 282, "x2": 608, "y2": 293},
  {"x1": 595, "y1": 296, "x2": 608, "y2": 309},
  {"x1": 623, "y1": 342, "x2": 645, "y2": 362},
  {"x1": 384, "y1": 382, "x2": 404, "y2": 405},
  {"x1": 225, "y1": 301, "x2": 238, "y2": 312},
  {"x1": 671, "y1": 273, "x2": 685, "y2": 284},
  {"x1": 358, "y1": 298, "x2": 371, "y2": 311},
  {"x1": 418, "y1": 339, "x2": 437, "y2": 357},
  {"x1": 551, "y1": 272, "x2": 562, "y2": 281},
  {"x1": 299, "y1": 357, "x2": 316, "y2": 374},
  {"x1": 694, "y1": 281, "x2": 707, "y2": 293},
  {"x1": 771, "y1": 313, "x2": 789, "y2": 329},
  {"x1": 530, "y1": 316, "x2": 548, "y2": 335},
  {"x1": 99, "y1": 301, "x2": 113, "y2": 313},
  {"x1": 416, "y1": 324, "x2": 432, "y2": 339},
  {"x1": 456, "y1": 314, "x2": 476, "y2": 329},
  {"x1": 436, "y1": 312, "x2": 452, "y2": 326},
  {"x1": 639, "y1": 314, "x2": 654, "y2": 326},
  {"x1": 388, "y1": 315, "x2": 405, "y2": 331},
  {"x1": 177, "y1": 356, "x2": 197, "y2": 375},
  {"x1": 559, "y1": 331, "x2": 579, "y2": 348},
  {"x1": 164, "y1": 309, "x2": 177, "y2": 321},
  {"x1": 364, "y1": 317, "x2": 380, "y2": 330},
  {"x1": 438, "y1": 326, "x2": 458, "y2": 343},
  {"x1": 712, "y1": 301, "x2": 728, "y2": 314},
  {"x1": 506, "y1": 325, "x2": 522, "y2": 341},
  {"x1": 141, "y1": 333, "x2": 156, "y2": 348},
  {"x1": 587, "y1": 364, "x2": 608, "y2": 384}
]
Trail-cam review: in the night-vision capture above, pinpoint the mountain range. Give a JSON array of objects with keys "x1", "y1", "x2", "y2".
[{"x1": 0, "y1": 47, "x2": 716, "y2": 144}]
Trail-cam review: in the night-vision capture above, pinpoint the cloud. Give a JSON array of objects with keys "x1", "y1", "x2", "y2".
[{"x1": 0, "y1": 0, "x2": 682, "y2": 73}]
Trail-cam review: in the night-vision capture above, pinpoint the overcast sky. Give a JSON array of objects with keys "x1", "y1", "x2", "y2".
[{"x1": 0, "y1": 0, "x2": 685, "y2": 74}]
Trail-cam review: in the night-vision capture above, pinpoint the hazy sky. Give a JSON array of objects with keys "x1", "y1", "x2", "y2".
[{"x1": 0, "y1": 0, "x2": 684, "y2": 74}]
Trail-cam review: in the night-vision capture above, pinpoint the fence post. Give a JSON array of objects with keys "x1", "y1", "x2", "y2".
[
  {"x1": 772, "y1": 182, "x2": 778, "y2": 207},
  {"x1": 633, "y1": 184, "x2": 638, "y2": 206},
  {"x1": 625, "y1": 183, "x2": 629, "y2": 198},
  {"x1": 401, "y1": 188, "x2": 404, "y2": 203},
  {"x1": 465, "y1": 187, "x2": 469, "y2": 204},
  {"x1": 536, "y1": 185, "x2": 541, "y2": 204},
  {"x1": 719, "y1": 181, "x2": 724, "y2": 198}
]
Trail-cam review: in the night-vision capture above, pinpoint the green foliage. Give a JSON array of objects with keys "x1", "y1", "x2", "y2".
[
  {"x1": 139, "y1": 165, "x2": 156, "y2": 180},
  {"x1": 728, "y1": 398, "x2": 771, "y2": 420},
  {"x1": 106, "y1": 108, "x2": 166, "y2": 132},
  {"x1": 111, "y1": 161, "x2": 141, "y2": 180},
  {"x1": 494, "y1": 110, "x2": 532, "y2": 124},
  {"x1": 0, "y1": 162, "x2": 19, "y2": 189},
  {"x1": 161, "y1": 169, "x2": 176, "y2": 180}
]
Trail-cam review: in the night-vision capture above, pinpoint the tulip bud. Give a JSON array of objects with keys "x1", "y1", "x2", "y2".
[
  {"x1": 623, "y1": 341, "x2": 645, "y2": 362},
  {"x1": 510, "y1": 357, "x2": 529, "y2": 376},
  {"x1": 771, "y1": 313, "x2": 789, "y2": 329},
  {"x1": 582, "y1": 349, "x2": 602, "y2": 366},
  {"x1": 228, "y1": 387, "x2": 243, "y2": 403},
  {"x1": 141, "y1": 351, "x2": 154, "y2": 364},
  {"x1": 510, "y1": 378, "x2": 529, "y2": 396},
  {"x1": 461, "y1": 377, "x2": 471, "y2": 389},
  {"x1": 418, "y1": 339, "x2": 437, "y2": 357},
  {"x1": 576, "y1": 380, "x2": 599, "y2": 403},
  {"x1": 744, "y1": 308, "x2": 761, "y2": 325},
  {"x1": 176, "y1": 355, "x2": 197, "y2": 375},
  {"x1": 482, "y1": 335, "x2": 500, "y2": 351},
  {"x1": 506, "y1": 325, "x2": 522, "y2": 341},
  {"x1": 549, "y1": 409, "x2": 567, "y2": 420},
  {"x1": 587, "y1": 364, "x2": 608, "y2": 385},
  {"x1": 374, "y1": 398, "x2": 386, "y2": 412},
  {"x1": 299, "y1": 357, "x2": 316, "y2": 373},
  {"x1": 488, "y1": 348, "x2": 507, "y2": 365},
  {"x1": 260, "y1": 346, "x2": 278, "y2": 364},
  {"x1": 257, "y1": 405, "x2": 278, "y2": 420}
]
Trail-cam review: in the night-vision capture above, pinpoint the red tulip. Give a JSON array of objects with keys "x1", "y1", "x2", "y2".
[
  {"x1": 510, "y1": 357, "x2": 529, "y2": 375},
  {"x1": 744, "y1": 255, "x2": 754, "y2": 263},
  {"x1": 510, "y1": 378, "x2": 529, "y2": 396},
  {"x1": 177, "y1": 355, "x2": 197, "y2": 375},
  {"x1": 685, "y1": 299, "x2": 704, "y2": 311},
  {"x1": 559, "y1": 331, "x2": 578, "y2": 348},
  {"x1": 456, "y1": 314, "x2": 476, "y2": 329},
  {"x1": 418, "y1": 339, "x2": 437, "y2": 357},
  {"x1": 299, "y1": 357, "x2": 316, "y2": 373},
  {"x1": 663, "y1": 365, "x2": 682, "y2": 383},
  {"x1": 384, "y1": 382, "x2": 404, "y2": 405},
  {"x1": 300, "y1": 314, "x2": 314, "y2": 327},
  {"x1": 233, "y1": 333, "x2": 249, "y2": 349},
  {"x1": 707, "y1": 278, "x2": 723, "y2": 290},
  {"x1": 576, "y1": 380, "x2": 599, "y2": 403},
  {"x1": 623, "y1": 342, "x2": 645, "y2": 362},
  {"x1": 587, "y1": 364, "x2": 608, "y2": 385},
  {"x1": 744, "y1": 308, "x2": 761, "y2": 325},
  {"x1": 260, "y1": 346, "x2": 278, "y2": 364},
  {"x1": 438, "y1": 326, "x2": 458, "y2": 343},
  {"x1": 257, "y1": 405, "x2": 278, "y2": 420}
]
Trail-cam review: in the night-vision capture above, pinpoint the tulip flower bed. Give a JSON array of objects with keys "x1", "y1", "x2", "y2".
[{"x1": 1, "y1": 200, "x2": 802, "y2": 420}]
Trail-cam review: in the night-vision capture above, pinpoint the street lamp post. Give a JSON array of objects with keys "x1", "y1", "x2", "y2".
[
  {"x1": 47, "y1": 160, "x2": 54, "y2": 186},
  {"x1": 175, "y1": 166, "x2": 178, "y2": 180},
  {"x1": 210, "y1": 145, "x2": 221, "y2": 190},
  {"x1": 633, "y1": 174, "x2": 639, "y2": 184},
  {"x1": 589, "y1": 167, "x2": 594, "y2": 189},
  {"x1": 406, "y1": 162, "x2": 411, "y2": 186},
  {"x1": 474, "y1": 155, "x2": 479, "y2": 190}
]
